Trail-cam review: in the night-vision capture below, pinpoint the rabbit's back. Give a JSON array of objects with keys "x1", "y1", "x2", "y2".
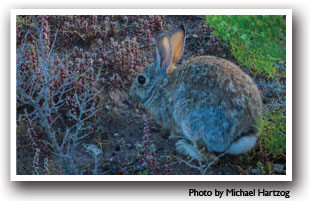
[
  {"x1": 130, "y1": 26, "x2": 262, "y2": 154},
  {"x1": 158, "y1": 56, "x2": 262, "y2": 152}
]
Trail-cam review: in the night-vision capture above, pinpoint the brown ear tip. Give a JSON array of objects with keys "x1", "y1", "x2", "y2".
[{"x1": 178, "y1": 25, "x2": 186, "y2": 33}]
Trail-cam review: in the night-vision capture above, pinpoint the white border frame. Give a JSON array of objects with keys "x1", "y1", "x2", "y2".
[{"x1": 10, "y1": 9, "x2": 292, "y2": 181}]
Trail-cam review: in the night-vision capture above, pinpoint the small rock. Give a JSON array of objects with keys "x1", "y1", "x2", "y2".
[
  {"x1": 85, "y1": 144, "x2": 102, "y2": 157},
  {"x1": 274, "y1": 164, "x2": 284, "y2": 174},
  {"x1": 113, "y1": 133, "x2": 119, "y2": 137},
  {"x1": 251, "y1": 168, "x2": 261, "y2": 175},
  {"x1": 192, "y1": 34, "x2": 199, "y2": 38}
]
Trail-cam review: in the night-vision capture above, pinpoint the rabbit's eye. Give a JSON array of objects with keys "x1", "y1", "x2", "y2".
[{"x1": 138, "y1": 75, "x2": 146, "y2": 85}]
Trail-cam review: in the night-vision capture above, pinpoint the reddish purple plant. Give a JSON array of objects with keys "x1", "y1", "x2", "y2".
[
  {"x1": 16, "y1": 15, "x2": 162, "y2": 175},
  {"x1": 200, "y1": 20, "x2": 206, "y2": 44},
  {"x1": 142, "y1": 115, "x2": 150, "y2": 167},
  {"x1": 165, "y1": 157, "x2": 172, "y2": 175}
]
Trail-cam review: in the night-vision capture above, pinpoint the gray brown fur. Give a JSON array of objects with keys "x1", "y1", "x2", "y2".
[{"x1": 130, "y1": 26, "x2": 262, "y2": 154}]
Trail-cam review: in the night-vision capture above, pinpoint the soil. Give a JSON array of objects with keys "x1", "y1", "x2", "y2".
[{"x1": 16, "y1": 15, "x2": 286, "y2": 175}]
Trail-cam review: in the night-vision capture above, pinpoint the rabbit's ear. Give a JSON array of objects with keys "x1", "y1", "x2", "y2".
[
  {"x1": 155, "y1": 34, "x2": 173, "y2": 75},
  {"x1": 171, "y1": 25, "x2": 185, "y2": 64}
]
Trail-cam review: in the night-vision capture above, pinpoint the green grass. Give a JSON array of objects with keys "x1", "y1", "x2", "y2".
[
  {"x1": 205, "y1": 15, "x2": 286, "y2": 78},
  {"x1": 256, "y1": 108, "x2": 286, "y2": 158},
  {"x1": 237, "y1": 108, "x2": 286, "y2": 174}
]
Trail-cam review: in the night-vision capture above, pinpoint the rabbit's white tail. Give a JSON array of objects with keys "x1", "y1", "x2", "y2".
[{"x1": 227, "y1": 136, "x2": 257, "y2": 155}]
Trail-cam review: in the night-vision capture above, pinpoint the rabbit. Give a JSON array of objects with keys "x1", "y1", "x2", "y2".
[{"x1": 129, "y1": 25, "x2": 262, "y2": 156}]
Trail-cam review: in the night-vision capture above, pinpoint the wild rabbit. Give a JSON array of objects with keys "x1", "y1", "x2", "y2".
[{"x1": 130, "y1": 25, "x2": 262, "y2": 156}]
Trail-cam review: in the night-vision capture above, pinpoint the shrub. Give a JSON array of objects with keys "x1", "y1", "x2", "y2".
[
  {"x1": 205, "y1": 15, "x2": 286, "y2": 78},
  {"x1": 16, "y1": 15, "x2": 163, "y2": 175},
  {"x1": 255, "y1": 108, "x2": 286, "y2": 159},
  {"x1": 16, "y1": 16, "x2": 102, "y2": 174}
]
